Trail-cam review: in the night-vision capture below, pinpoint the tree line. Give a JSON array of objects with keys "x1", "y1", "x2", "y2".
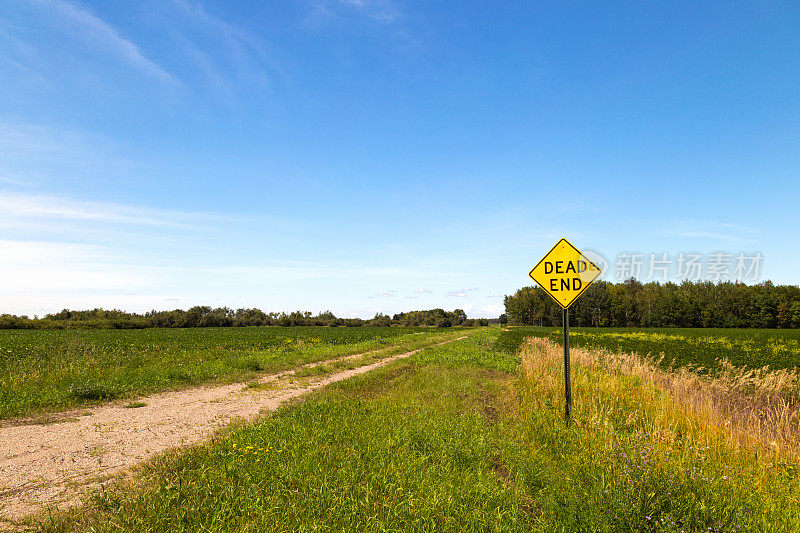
[
  {"x1": 0, "y1": 307, "x2": 492, "y2": 330},
  {"x1": 504, "y1": 279, "x2": 800, "y2": 328}
]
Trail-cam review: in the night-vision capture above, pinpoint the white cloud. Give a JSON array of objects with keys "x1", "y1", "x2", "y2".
[
  {"x1": 225, "y1": 266, "x2": 409, "y2": 282},
  {"x1": 373, "y1": 290, "x2": 396, "y2": 298},
  {"x1": 307, "y1": 0, "x2": 401, "y2": 27},
  {"x1": 446, "y1": 291, "x2": 467, "y2": 298},
  {"x1": 0, "y1": 121, "x2": 118, "y2": 162},
  {"x1": 30, "y1": 0, "x2": 176, "y2": 84},
  {"x1": 0, "y1": 171, "x2": 32, "y2": 186},
  {"x1": 664, "y1": 219, "x2": 757, "y2": 244},
  {"x1": 445, "y1": 287, "x2": 479, "y2": 297},
  {"x1": 0, "y1": 121, "x2": 138, "y2": 189},
  {"x1": 0, "y1": 191, "x2": 227, "y2": 229},
  {"x1": 675, "y1": 231, "x2": 740, "y2": 242},
  {"x1": 0, "y1": 239, "x2": 421, "y2": 313},
  {"x1": 339, "y1": 0, "x2": 398, "y2": 22},
  {"x1": 0, "y1": 240, "x2": 153, "y2": 293},
  {"x1": 162, "y1": 0, "x2": 273, "y2": 93},
  {"x1": 415, "y1": 288, "x2": 433, "y2": 294},
  {"x1": 0, "y1": 267, "x2": 151, "y2": 293},
  {"x1": 0, "y1": 239, "x2": 108, "y2": 265},
  {"x1": 477, "y1": 304, "x2": 504, "y2": 317}
]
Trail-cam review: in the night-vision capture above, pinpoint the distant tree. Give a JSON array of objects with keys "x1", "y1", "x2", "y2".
[
  {"x1": 502, "y1": 280, "x2": 800, "y2": 329},
  {"x1": 434, "y1": 317, "x2": 451, "y2": 328},
  {"x1": 451, "y1": 309, "x2": 468, "y2": 326},
  {"x1": 5, "y1": 285, "x2": 798, "y2": 331},
  {"x1": 791, "y1": 301, "x2": 800, "y2": 328},
  {"x1": 504, "y1": 287, "x2": 558, "y2": 326},
  {"x1": 369, "y1": 313, "x2": 392, "y2": 327}
]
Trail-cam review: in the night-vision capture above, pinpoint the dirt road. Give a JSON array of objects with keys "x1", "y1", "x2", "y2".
[{"x1": 0, "y1": 336, "x2": 466, "y2": 527}]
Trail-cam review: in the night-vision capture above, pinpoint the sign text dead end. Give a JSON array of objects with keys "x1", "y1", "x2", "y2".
[{"x1": 528, "y1": 238, "x2": 602, "y2": 309}]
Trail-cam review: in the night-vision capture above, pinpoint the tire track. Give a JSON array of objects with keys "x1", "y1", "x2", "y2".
[{"x1": 0, "y1": 334, "x2": 468, "y2": 526}]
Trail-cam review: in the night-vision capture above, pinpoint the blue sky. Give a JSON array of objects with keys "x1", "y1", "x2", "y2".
[{"x1": 1, "y1": 1, "x2": 799, "y2": 318}]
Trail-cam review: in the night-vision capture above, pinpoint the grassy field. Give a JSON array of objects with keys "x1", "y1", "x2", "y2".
[
  {"x1": 496, "y1": 327, "x2": 800, "y2": 373},
  {"x1": 36, "y1": 329, "x2": 800, "y2": 532},
  {"x1": 0, "y1": 326, "x2": 465, "y2": 420}
]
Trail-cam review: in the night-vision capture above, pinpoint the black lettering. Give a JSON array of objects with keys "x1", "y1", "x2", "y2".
[
  {"x1": 578, "y1": 260, "x2": 586, "y2": 273},
  {"x1": 560, "y1": 279, "x2": 570, "y2": 291},
  {"x1": 550, "y1": 279, "x2": 558, "y2": 291},
  {"x1": 555, "y1": 261, "x2": 564, "y2": 273},
  {"x1": 544, "y1": 262, "x2": 553, "y2": 274},
  {"x1": 572, "y1": 278, "x2": 582, "y2": 290}
]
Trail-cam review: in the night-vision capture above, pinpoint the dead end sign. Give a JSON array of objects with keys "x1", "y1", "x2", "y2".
[
  {"x1": 528, "y1": 238, "x2": 602, "y2": 309},
  {"x1": 528, "y1": 237, "x2": 602, "y2": 426}
]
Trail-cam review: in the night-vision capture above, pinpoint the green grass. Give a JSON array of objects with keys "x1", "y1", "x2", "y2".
[
  {"x1": 36, "y1": 329, "x2": 800, "y2": 532},
  {"x1": 512, "y1": 338, "x2": 800, "y2": 532},
  {"x1": 0, "y1": 326, "x2": 466, "y2": 419},
  {"x1": 497, "y1": 326, "x2": 800, "y2": 372}
]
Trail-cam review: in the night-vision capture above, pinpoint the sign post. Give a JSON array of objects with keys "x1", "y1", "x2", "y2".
[
  {"x1": 562, "y1": 307, "x2": 570, "y2": 422},
  {"x1": 529, "y1": 238, "x2": 601, "y2": 425}
]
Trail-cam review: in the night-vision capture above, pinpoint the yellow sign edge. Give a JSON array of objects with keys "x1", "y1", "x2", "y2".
[{"x1": 528, "y1": 238, "x2": 602, "y2": 310}]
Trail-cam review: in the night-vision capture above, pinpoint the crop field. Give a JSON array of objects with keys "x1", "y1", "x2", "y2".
[
  {"x1": 36, "y1": 329, "x2": 800, "y2": 532},
  {"x1": 0, "y1": 326, "x2": 461, "y2": 419},
  {"x1": 496, "y1": 327, "x2": 800, "y2": 374}
]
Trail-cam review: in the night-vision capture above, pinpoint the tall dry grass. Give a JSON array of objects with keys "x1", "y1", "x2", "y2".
[{"x1": 520, "y1": 337, "x2": 800, "y2": 458}]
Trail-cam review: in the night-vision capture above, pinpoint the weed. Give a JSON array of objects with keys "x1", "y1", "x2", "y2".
[{"x1": 68, "y1": 382, "x2": 116, "y2": 401}]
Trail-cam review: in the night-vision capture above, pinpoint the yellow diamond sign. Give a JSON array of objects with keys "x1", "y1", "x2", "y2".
[{"x1": 529, "y1": 238, "x2": 602, "y2": 309}]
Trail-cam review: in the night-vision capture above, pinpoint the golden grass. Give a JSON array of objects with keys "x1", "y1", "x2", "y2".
[{"x1": 520, "y1": 337, "x2": 800, "y2": 458}]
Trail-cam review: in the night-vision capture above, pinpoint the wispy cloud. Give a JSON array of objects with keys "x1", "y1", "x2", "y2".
[
  {"x1": 6, "y1": 0, "x2": 279, "y2": 105},
  {"x1": 678, "y1": 231, "x2": 740, "y2": 241},
  {"x1": 0, "y1": 121, "x2": 127, "y2": 166},
  {"x1": 477, "y1": 304, "x2": 504, "y2": 317},
  {"x1": 0, "y1": 191, "x2": 228, "y2": 229},
  {"x1": 163, "y1": 0, "x2": 274, "y2": 92},
  {"x1": 0, "y1": 239, "x2": 108, "y2": 265},
  {"x1": 30, "y1": 0, "x2": 176, "y2": 84},
  {"x1": 0, "y1": 239, "x2": 151, "y2": 293},
  {"x1": 415, "y1": 288, "x2": 433, "y2": 294},
  {"x1": 222, "y1": 266, "x2": 411, "y2": 282},
  {"x1": 170, "y1": 0, "x2": 247, "y2": 38},
  {"x1": 368, "y1": 290, "x2": 396, "y2": 298},
  {"x1": 0, "y1": 121, "x2": 137, "y2": 189},
  {"x1": 339, "y1": 0, "x2": 398, "y2": 23},
  {"x1": 446, "y1": 287, "x2": 479, "y2": 297},
  {"x1": 307, "y1": 0, "x2": 401, "y2": 27},
  {"x1": 663, "y1": 219, "x2": 757, "y2": 244},
  {"x1": 0, "y1": 238, "x2": 426, "y2": 314}
]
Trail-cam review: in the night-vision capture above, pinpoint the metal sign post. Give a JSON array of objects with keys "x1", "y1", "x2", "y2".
[
  {"x1": 562, "y1": 308, "x2": 571, "y2": 424},
  {"x1": 528, "y1": 238, "x2": 600, "y2": 426}
]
